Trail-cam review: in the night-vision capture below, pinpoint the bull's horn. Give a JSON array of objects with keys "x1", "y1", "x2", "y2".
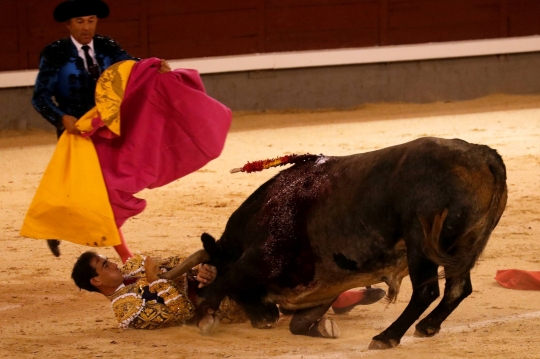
[{"x1": 159, "y1": 249, "x2": 210, "y2": 280}]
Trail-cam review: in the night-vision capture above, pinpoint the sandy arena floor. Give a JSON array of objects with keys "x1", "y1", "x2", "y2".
[{"x1": 1, "y1": 94, "x2": 539, "y2": 358}]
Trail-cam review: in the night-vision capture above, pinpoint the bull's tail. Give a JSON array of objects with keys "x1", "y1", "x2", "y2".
[
  {"x1": 420, "y1": 147, "x2": 507, "y2": 280},
  {"x1": 419, "y1": 209, "x2": 455, "y2": 279}
]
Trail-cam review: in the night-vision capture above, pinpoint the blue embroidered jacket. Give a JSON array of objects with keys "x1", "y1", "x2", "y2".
[{"x1": 32, "y1": 35, "x2": 137, "y2": 136}]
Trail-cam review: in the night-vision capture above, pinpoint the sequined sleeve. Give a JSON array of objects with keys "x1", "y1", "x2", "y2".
[
  {"x1": 120, "y1": 254, "x2": 196, "y2": 279},
  {"x1": 150, "y1": 278, "x2": 194, "y2": 312},
  {"x1": 112, "y1": 255, "x2": 196, "y2": 329},
  {"x1": 31, "y1": 56, "x2": 65, "y2": 129},
  {"x1": 130, "y1": 278, "x2": 195, "y2": 330},
  {"x1": 120, "y1": 253, "x2": 146, "y2": 278},
  {"x1": 111, "y1": 278, "x2": 195, "y2": 330}
]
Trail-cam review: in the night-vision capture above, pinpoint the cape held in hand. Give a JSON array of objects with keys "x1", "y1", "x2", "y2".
[{"x1": 21, "y1": 58, "x2": 232, "y2": 247}]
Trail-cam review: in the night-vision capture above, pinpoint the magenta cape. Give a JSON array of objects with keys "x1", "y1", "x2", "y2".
[
  {"x1": 91, "y1": 58, "x2": 231, "y2": 227},
  {"x1": 495, "y1": 269, "x2": 540, "y2": 291}
]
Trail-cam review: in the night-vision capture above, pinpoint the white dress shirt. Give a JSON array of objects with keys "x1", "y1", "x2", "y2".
[{"x1": 71, "y1": 36, "x2": 97, "y2": 71}]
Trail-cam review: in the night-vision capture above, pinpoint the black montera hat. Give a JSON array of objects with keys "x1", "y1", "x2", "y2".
[{"x1": 53, "y1": 0, "x2": 109, "y2": 22}]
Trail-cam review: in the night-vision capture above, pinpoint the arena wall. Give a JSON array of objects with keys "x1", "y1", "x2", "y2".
[
  {"x1": 1, "y1": 49, "x2": 540, "y2": 131},
  {"x1": 1, "y1": 0, "x2": 540, "y2": 131}
]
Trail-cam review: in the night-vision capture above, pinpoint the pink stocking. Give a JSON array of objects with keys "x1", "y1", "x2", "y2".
[{"x1": 113, "y1": 229, "x2": 133, "y2": 263}]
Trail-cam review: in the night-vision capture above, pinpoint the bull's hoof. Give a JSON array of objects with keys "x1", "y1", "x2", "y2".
[
  {"x1": 198, "y1": 311, "x2": 220, "y2": 335},
  {"x1": 318, "y1": 318, "x2": 340, "y2": 339},
  {"x1": 368, "y1": 339, "x2": 399, "y2": 350},
  {"x1": 252, "y1": 321, "x2": 274, "y2": 329},
  {"x1": 414, "y1": 326, "x2": 440, "y2": 338},
  {"x1": 249, "y1": 303, "x2": 280, "y2": 329}
]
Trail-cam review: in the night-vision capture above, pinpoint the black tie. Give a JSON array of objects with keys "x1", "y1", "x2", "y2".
[{"x1": 82, "y1": 45, "x2": 100, "y2": 81}]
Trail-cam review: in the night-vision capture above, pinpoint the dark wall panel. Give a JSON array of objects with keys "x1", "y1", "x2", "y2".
[
  {"x1": 0, "y1": 0, "x2": 18, "y2": 28},
  {"x1": 99, "y1": 21, "x2": 141, "y2": 47},
  {"x1": 266, "y1": 0, "x2": 371, "y2": 7},
  {"x1": 106, "y1": 0, "x2": 142, "y2": 20},
  {"x1": 0, "y1": 54, "x2": 19, "y2": 72},
  {"x1": 147, "y1": 0, "x2": 258, "y2": 15},
  {"x1": 148, "y1": 9, "x2": 259, "y2": 58},
  {"x1": 265, "y1": 1, "x2": 379, "y2": 52},
  {"x1": 0, "y1": 28, "x2": 19, "y2": 54},
  {"x1": 508, "y1": 0, "x2": 540, "y2": 37},
  {"x1": 387, "y1": 0, "x2": 501, "y2": 45},
  {"x1": 0, "y1": 0, "x2": 20, "y2": 70}
]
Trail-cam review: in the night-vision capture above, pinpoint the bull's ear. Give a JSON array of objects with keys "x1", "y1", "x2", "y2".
[
  {"x1": 201, "y1": 233, "x2": 217, "y2": 256},
  {"x1": 201, "y1": 232, "x2": 216, "y2": 244}
]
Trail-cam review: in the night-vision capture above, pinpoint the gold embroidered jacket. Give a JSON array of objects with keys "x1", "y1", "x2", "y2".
[{"x1": 106, "y1": 254, "x2": 195, "y2": 330}]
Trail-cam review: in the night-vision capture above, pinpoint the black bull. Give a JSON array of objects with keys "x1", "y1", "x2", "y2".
[{"x1": 175, "y1": 137, "x2": 507, "y2": 349}]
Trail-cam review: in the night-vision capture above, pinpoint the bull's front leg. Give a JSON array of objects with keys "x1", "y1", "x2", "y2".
[
  {"x1": 229, "y1": 286, "x2": 280, "y2": 329},
  {"x1": 195, "y1": 283, "x2": 227, "y2": 335}
]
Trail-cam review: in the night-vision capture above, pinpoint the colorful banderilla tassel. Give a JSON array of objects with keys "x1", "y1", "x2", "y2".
[{"x1": 230, "y1": 154, "x2": 321, "y2": 173}]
